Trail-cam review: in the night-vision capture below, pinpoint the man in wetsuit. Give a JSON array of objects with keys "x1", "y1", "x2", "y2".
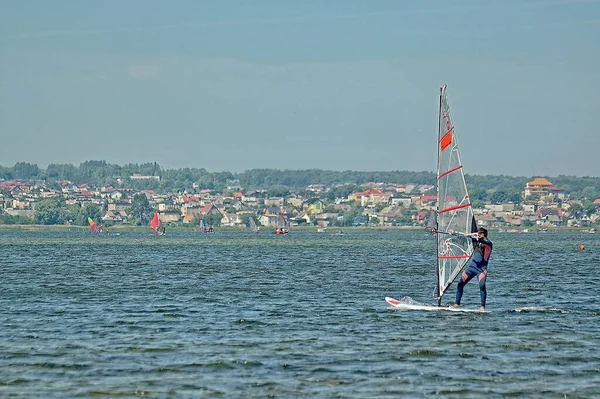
[{"x1": 452, "y1": 227, "x2": 493, "y2": 312}]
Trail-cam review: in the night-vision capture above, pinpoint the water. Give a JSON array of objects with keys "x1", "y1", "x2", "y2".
[{"x1": 1, "y1": 229, "x2": 599, "y2": 398}]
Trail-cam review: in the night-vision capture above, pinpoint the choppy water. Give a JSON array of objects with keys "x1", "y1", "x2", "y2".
[{"x1": 1, "y1": 229, "x2": 599, "y2": 398}]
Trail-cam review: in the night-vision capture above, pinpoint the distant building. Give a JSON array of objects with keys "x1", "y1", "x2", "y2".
[
  {"x1": 353, "y1": 189, "x2": 390, "y2": 206},
  {"x1": 130, "y1": 174, "x2": 160, "y2": 181},
  {"x1": 523, "y1": 177, "x2": 564, "y2": 199}
]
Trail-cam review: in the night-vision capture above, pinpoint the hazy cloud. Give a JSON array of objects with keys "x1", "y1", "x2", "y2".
[{"x1": 127, "y1": 65, "x2": 161, "y2": 79}]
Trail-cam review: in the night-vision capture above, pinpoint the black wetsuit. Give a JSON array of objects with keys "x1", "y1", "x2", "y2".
[{"x1": 455, "y1": 237, "x2": 493, "y2": 307}]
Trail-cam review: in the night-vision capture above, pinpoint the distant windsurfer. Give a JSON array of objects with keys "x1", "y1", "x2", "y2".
[{"x1": 452, "y1": 227, "x2": 493, "y2": 312}]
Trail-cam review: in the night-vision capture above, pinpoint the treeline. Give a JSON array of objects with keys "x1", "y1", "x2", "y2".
[{"x1": 0, "y1": 161, "x2": 599, "y2": 200}]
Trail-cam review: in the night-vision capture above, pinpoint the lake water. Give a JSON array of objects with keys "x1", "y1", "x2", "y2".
[{"x1": 1, "y1": 229, "x2": 599, "y2": 398}]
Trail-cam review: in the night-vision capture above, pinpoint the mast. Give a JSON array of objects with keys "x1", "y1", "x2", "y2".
[
  {"x1": 436, "y1": 85, "x2": 443, "y2": 306},
  {"x1": 435, "y1": 85, "x2": 477, "y2": 303}
]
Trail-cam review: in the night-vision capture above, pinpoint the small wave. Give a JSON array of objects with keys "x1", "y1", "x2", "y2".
[
  {"x1": 513, "y1": 307, "x2": 600, "y2": 316},
  {"x1": 162, "y1": 313, "x2": 186, "y2": 318},
  {"x1": 154, "y1": 368, "x2": 184, "y2": 373},
  {"x1": 140, "y1": 347, "x2": 178, "y2": 353},
  {"x1": 233, "y1": 360, "x2": 262, "y2": 367},
  {"x1": 0, "y1": 378, "x2": 30, "y2": 385},
  {"x1": 408, "y1": 349, "x2": 439, "y2": 357},
  {"x1": 205, "y1": 361, "x2": 234, "y2": 370},
  {"x1": 513, "y1": 307, "x2": 572, "y2": 314}
]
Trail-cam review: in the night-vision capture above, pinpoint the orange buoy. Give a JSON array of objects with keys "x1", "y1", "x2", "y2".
[{"x1": 579, "y1": 245, "x2": 585, "y2": 251}]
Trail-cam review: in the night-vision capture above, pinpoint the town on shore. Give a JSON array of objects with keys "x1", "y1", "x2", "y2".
[{"x1": 1, "y1": 163, "x2": 599, "y2": 231}]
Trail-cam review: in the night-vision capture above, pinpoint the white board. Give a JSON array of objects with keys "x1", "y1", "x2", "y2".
[{"x1": 385, "y1": 297, "x2": 488, "y2": 313}]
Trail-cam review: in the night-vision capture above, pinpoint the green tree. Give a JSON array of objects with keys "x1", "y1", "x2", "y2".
[
  {"x1": 204, "y1": 213, "x2": 222, "y2": 227},
  {"x1": 239, "y1": 214, "x2": 253, "y2": 228},
  {"x1": 35, "y1": 199, "x2": 64, "y2": 225},
  {"x1": 265, "y1": 186, "x2": 290, "y2": 198},
  {"x1": 0, "y1": 213, "x2": 34, "y2": 224},
  {"x1": 75, "y1": 203, "x2": 102, "y2": 226},
  {"x1": 13, "y1": 162, "x2": 40, "y2": 179},
  {"x1": 568, "y1": 203, "x2": 583, "y2": 218},
  {"x1": 339, "y1": 204, "x2": 364, "y2": 226},
  {"x1": 472, "y1": 199, "x2": 486, "y2": 209},
  {"x1": 394, "y1": 214, "x2": 413, "y2": 226},
  {"x1": 130, "y1": 193, "x2": 153, "y2": 225}
]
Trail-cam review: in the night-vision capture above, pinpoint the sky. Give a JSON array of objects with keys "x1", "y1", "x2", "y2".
[{"x1": 1, "y1": 0, "x2": 598, "y2": 177}]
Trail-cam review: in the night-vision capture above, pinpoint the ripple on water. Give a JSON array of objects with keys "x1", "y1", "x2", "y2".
[{"x1": 1, "y1": 230, "x2": 599, "y2": 397}]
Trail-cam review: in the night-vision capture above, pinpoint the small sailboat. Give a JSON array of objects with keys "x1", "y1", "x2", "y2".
[
  {"x1": 88, "y1": 217, "x2": 99, "y2": 234},
  {"x1": 249, "y1": 217, "x2": 259, "y2": 233},
  {"x1": 150, "y1": 212, "x2": 164, "y2": 235},
  {"x1": 274, "y1": 210, "x2": 289, "y2": 235},
  {"x1": 386, "y1": 85, "x2": 481, "y2": 312},
  {"x1": 199, "y1": 218, "x2": 213, "y2": 233}
]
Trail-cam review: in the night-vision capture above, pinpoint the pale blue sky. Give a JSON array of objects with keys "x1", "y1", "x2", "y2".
[{"x1": 1, "y1": 0, "x2": 598, "y2": 176}]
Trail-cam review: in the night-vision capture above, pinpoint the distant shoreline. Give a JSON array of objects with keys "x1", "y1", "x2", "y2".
[{"x1": 0, "y1": 224, "x2": 591, "y2": 233}]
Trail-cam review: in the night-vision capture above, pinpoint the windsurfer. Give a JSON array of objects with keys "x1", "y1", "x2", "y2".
[{"x1": 452, "y1": 227, "x2": 492, "y2": 312}]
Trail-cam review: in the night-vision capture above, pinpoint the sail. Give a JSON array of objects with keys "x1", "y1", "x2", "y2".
[
  {"x1": 199, "y1": 218, "x2": 207, "y2": 232},
  {"x1": 436, "y1": 85, "x2": 478, "y2": 304},
  {"x1": 88, "y1": 217, "x2": 98, "y2": 234},
  {"x1": 150, "y1": 212, "x2": 160, "y2": 234},
  {"x1": 249, "y1": 217, "x2": 257, "y2": 231},
  {"x1": 275, "y1": 209, "x2": 289, "y2": 234}
]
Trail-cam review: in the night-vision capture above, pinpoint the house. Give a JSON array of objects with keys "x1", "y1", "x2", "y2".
[
  {"x1": 378, "y1": 205, "x2": 400, "y2": 216},
  {"x1": 109, "y1": 190, "x2": 123, "y2": 200},
  {"x1": 412, "y1": 211, "x2": 429, "y2": 224},
  {"x1": 476, "y1": 214, "x2": 501, "y2": 227},
  {"x1": 307, "y1": 184, "x2": 326, "y2": 193},
  {"x1": 353, "y1": 189, "x2": 390, "y2": 206},
  {"x1": 351, "y1": 216, "x2": 368, "y2": 226},
  {"x1": 293, "y1": 211, "x2": 312, "y2": 225},
  {"x1": 181, "y1": 195, "x2": 201, "y2": 204},
  {"x1": 302, "y1": 198, "x2": 325, "y2": 215},
  {"x1": 181, "y1": 204, "x2": 206, "y2": 222},
  {"x1": 287, "y1": 197, "x2": 304, "y2": 208},
  {"x1": 107, "y1": 202, "x2": 132, "y2": 212},
  {"x1": 200, "y1": 204, "x2": 222, "y2": 216},
  {"x1": 241, "y1": 192, "x2": 259, "y2": 204},
  {"x1": 536, "y1": 207, "x2": 567, "y2": 219},
  {"x1": 378, "y1": 206, "x2": 405, "y2": 224},
  {"x1": 504, "y1": 216, "x2": 522, "y2": 226},
  {"x1": 264, "y1": 197, "x2": 285, "y2": 207},
  {"x1": 259, "y1": 207, "x2": 289, "y2": 227},
  {"x1": 130, "y1": 174, "x2": 160, "y2": 181},
  {"x1": 534, "y1": 207, "x2": 567, "y2": 225},
  {"x1": 220, "y1": 213, "x2": 243, "y2": 227},
  {"x1": 102, "y1": 210, "x2": 128, "y2": 223},
  {"x1": 390, "y1": 194, "x2": 412, "y2": 207},
  {"x1": 229, "y1": 200, "x2": 244, "y2": 211},
  {"x1": 159, "y1": 210, "x2": 180, "y2": 224},
  {"x1": 485, "y1": 203, "x2": 515, "y2": 212},
  {"x1": 418, "y1": 194, "x2": 437, "y2": 207},
  {"x1": 522, "y1": 204, "x2": 536, "y2": 215}
]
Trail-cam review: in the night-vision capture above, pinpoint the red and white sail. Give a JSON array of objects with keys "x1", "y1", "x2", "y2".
[
  {"x1": 436, "y1": 85, "x2": 478, "y2": 304},
  {"x1": 149, "y1": 212, "x2": 160, "y2": 234}
]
